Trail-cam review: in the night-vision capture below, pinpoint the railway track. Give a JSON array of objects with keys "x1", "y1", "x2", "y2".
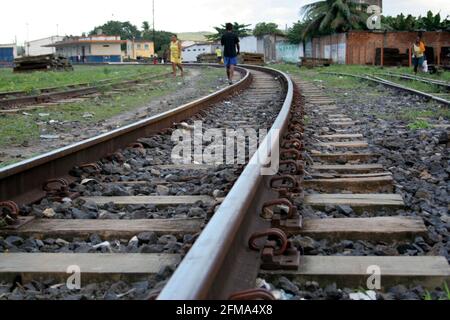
[
  {"x1": 376, "y1": 72, "x2": 450, "y2": 90},
  {"x1": 0, "y1": 70, "x2": 172, "y2": 110},
  {"x1": 0, "y1": 65, "x2": 448, "y2": 300},
  {"x1": 323, "y1": 72, "x2": 450, "y2": 106}
]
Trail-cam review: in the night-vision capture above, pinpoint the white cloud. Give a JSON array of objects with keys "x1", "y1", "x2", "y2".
[{"x1": 0, "y1": 0, "x2": 448, "y2": 44}]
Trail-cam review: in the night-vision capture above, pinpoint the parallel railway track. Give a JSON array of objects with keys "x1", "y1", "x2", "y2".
[
  {"x1": 376, "y1": 72, "x2": 450, "y2": 90},
  {"x1": 323, "y1": 72, "x2": 450, "y2": 106},
  {"x1": 0, "y1": 65, "x2": 448, "y2": 300},
  {"x1": 0, "y1": 70, "x2": 172, "y2": 110}
]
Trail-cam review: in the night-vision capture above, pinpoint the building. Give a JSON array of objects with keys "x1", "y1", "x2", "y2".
[
  {"x1": 25, "y1": 36, "x2": 64, "y2": 56},
  {"x1": 239, "y1": 34, "x2": 288, "y2": 61},
  {"x1": 182, "y1": 42, "x2": 221, "y2": 62},
  {"x1": 355, "y1": 0, "x2": 382, "y2": 9},
  {"x1": 50, "y1": 35, "x2": 125, "y2": 63},
  {"x1": 304, "y1": 31, "x2": 450, "y2": 66},
  {"x1": 0, "y1": 44, "x2": 16, "y2": 67},
  {"x1": 125, "y1": 40, "x2": 155, "y2": 60}
]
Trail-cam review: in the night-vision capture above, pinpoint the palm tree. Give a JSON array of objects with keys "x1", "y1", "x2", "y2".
[{"x1": 301, "y1": 0, "x2": 367, "y2": 39}]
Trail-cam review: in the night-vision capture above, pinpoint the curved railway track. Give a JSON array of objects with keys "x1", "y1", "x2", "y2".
[
  {"x1": 323, "y1": 72, "x2": 450, "y2": 106},
  {"x1": 0, "y1": 65, "x2": 448, "y2": 301}
]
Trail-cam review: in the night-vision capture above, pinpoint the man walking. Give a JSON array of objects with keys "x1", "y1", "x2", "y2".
[{"x1": 221, "y1": 23, "x2": 240, "y2": 85}]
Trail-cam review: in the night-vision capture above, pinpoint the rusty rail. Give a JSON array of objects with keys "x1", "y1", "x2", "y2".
[
  {"x1": 0, "y1": 65, "x2": 251, "y2": 205},
  {"x1": 377, "y1": 72, "x2": 450, "y2": 90},
  {"x1": 0, "y1": 71, "x2": 172, "y2": 108},
  {"x1": 158, "y1": 65, "x2": 295, "y2": 300},
  {"x1": 323, "y1": 72, "x2": 450, "y2": 106}
]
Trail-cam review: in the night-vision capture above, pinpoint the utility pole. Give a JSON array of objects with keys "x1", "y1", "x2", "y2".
[
  {"x1": 56, "y1": 24, "x2": 59, "y2": 36},
  {"x1": 153, "y1": 0, "x2": 156, "y2": 55},
  {"x1": 26, "y1": 22, "x2": 30, "y2": 56}
]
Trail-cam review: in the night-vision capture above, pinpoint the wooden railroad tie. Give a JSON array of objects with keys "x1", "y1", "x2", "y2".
[
  {"x1": 304, "y1": 193, "x2": 404, "y2": 212},
  {"x1": 261, "y1": 256, "x2": 450, "y2": 289}
]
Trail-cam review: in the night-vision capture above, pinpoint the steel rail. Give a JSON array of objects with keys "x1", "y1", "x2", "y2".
[
  {"x1": 0, "y1": 71, "x2": 172, "y2": 108},
  {"x1": 322, "y1": 72, "x2": 450, "y2": 106},
  {"x1": 0, "y1": 65, "x2": 251, "y2": 205},
  {"x1": 158, "y1": 65, "x2": 294, "y2": 300},
  {"x1": 376, "y1": 72, "x2": 450, "y2": 90}
]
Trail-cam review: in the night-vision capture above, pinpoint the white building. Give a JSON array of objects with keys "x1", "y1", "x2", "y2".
[
  {"x1": 25, "y1": 36, "x2": 64, "y2": 56},
  {"x1": 182, "y1": 42, "x2": 221, "y2": 62}
]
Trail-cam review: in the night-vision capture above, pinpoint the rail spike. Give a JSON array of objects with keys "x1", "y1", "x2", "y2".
[
  {"x1": 248, "y1": 228, "x2": 301, "y2": 271},
  {"x1": 0, "y1": 200, "x2": 20, "y2": 226}
]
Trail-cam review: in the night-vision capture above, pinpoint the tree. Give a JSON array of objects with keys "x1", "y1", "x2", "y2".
[
  {"x1": 287, "y1": 20, "x2": 310, "y2": 44},
  {"x1": 90, "y1": 21, "x2": 141, "y2": 40},
  {"x1": 253, "y1": 22, "x2": 281, "y2": 37},
  {"x1": 142, "y1": 21, "x2": 151, "y2": 33},
  {"x1": 417, "y1": 11, "x2": 446, "y2": 31},
  {"x1": 206, "y1": 23, "x2": 252, "y2": 41},
  {"x1": 143, "y1": 30, "x2": 173, "y2": 55},
  {"x1": 301, "y1": 0, "x2": 368, "y2": 39},
  {"x1": 381, "y1": 14, "x2": 418, "y2": 31}
]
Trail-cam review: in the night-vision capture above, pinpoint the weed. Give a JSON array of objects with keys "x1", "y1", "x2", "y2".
[{"x1": 407, "y1": 120, "x2": 431, "y2": 130}]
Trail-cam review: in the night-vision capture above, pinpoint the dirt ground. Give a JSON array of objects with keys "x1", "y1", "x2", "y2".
[{"x1": 0, "y1": 67, "x2": 233, "y2": 166}]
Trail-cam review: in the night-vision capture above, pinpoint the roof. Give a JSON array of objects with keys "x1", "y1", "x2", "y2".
[
  {"x1": 47, "y1": 35, "x2": 125, "y2": 47},
  {"x1": 128, "y1": 39, "x2": 154, "y2": 43},
  {"x1": 26, "y1": 36, "x2": 64, "y2": 44},
  {"x1": 182, "y1": 42, "x2": 217, "y2": 49}
]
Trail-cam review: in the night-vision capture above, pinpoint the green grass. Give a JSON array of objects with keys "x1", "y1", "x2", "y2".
[
  {"x1": 0, "y1": 116, "x2": 39, "y2": 146},
  {"x1": 0, "y1": 67, "x2": 224, "y2": 153},
  {"x1": 272, "y1": 63, "x2": 450, "y2": 98},
  {"x1": 399, "y1": 108, "x2": 450, "y2": 121},
  {"x1": 423, "y1": 283, "x2": 450, "y2": 301},
  {"x1": 407, "y1": 119, "x2": 432, "y2": 130},
  {"x1": 0, "y1": 65, "x2": 169, "y2": 93},
  {"x1": 271, "y1": 63, "x2": 368, "y2": 89}
]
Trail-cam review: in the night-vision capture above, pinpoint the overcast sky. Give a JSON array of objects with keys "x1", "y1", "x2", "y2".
[{"x1": 1, "y1": 0, "x2": 449, "y2": 44}]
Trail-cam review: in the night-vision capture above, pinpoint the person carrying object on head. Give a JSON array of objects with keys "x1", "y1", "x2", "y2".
[
  {"x1": 221, "y1": 23, "x2": 240, "y2": 85},
  {"x1": 412, "y1": 36, "x2": 426, "y2": 75}
]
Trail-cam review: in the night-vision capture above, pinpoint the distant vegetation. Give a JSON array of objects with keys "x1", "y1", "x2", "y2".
[
  {"x1": 89, "y1": 20, "x2": 173, "y2": 56},
  {"x1": 206, "y1": 23, "x2": 252, "y2": 41},
  {"x1": 253, "y1": 22, "x2": 282, "y2": 37},
  {"x1": 286, "y1": 0, "x2": 450, "y2": 44}
]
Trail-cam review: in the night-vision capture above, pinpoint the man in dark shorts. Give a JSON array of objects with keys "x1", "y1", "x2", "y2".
[{"x1": 221, "y1": 23, "x2": 240, "y2": 85}]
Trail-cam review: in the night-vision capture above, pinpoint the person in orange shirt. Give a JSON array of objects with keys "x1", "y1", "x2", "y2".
[{"x1": 412, "y1": 36, "x2": 426, "y2": 74}]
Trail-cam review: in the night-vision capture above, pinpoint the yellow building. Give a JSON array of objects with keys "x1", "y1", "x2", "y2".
[{"x1": 126, "y1": 40, "x2": 155, "y2": 59}]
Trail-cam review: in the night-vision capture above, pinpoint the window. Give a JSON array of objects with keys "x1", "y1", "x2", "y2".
[
  {"x1": 137, "y1": 44, "x2": 141, "y2": 49},
  {"x1": 145, "y1": 44, "x2": 149, "y2": 49},
  {"x1": 103, "y1": 45, "x2": 110, "y2": 48}
]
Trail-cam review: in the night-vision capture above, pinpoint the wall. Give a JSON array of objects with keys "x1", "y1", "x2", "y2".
[
  {"x1": 135, "y1": 42, "x2": 155, "y2": 58},
  {"x1": 182, "y1": 44, "x2": 214, "y2": 62},
  {"x1": 311, "y1": 34, "x2": 347, "y2": 64},
  {"x1": 26, "y1": 36, "x2": 63, "y2": 56},
  {"x1": 0, "y1": 45, "x2": 15, "y2": 66},
  {"x1": 346, "y1": 31, "x2": 450, "y2": 65},
  {"x1": 91, "y1": 43, "x2": 122, "y2": 56},
  {"x1": 276, "y1": 42, "x2": 303, "y2": 63},
  {"x1": 239, "y1": 36, "x2": 258, "y2": 53}
]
